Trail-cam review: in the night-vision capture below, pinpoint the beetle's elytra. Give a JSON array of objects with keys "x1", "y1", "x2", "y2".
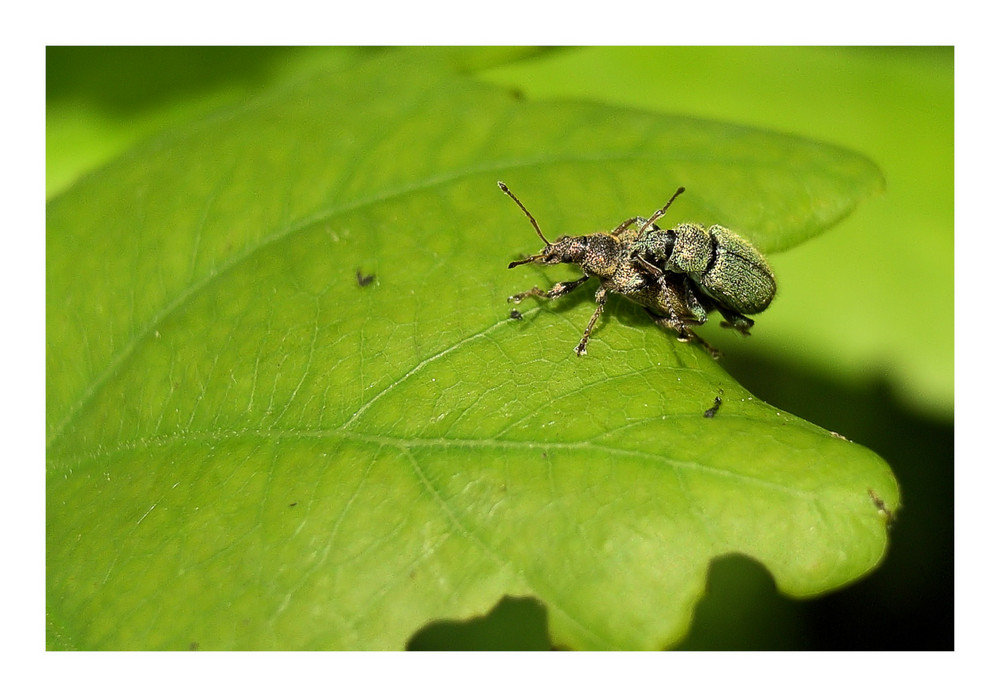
[{"x1": 500, "y1": 181, "x2": 776, "y2": 358}]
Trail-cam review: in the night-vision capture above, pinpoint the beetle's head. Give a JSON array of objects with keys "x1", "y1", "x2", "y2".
[
  {"x1": 508, "y1": 235, "x2": 591, "y2": 269},
  {"x1": 633, "y1": 228, "x2": 677, "y2": 264}
]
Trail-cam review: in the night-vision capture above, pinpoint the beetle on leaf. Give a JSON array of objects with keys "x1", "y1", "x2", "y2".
[{"x1": 500, "y1": 181, "x2": 776, "y2": 358}]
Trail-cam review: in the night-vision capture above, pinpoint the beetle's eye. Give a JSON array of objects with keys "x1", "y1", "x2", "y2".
[{"x1": 661, "y1": 231, "x2": 676, "y2": 255}]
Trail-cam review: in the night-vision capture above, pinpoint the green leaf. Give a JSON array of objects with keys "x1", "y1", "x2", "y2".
[{"x1": 47, "y1": 49, "x2": 897, "y2": 650}]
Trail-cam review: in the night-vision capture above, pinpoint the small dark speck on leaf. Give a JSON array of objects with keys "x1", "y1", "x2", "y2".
[
  {"x1": 509, "y1": 308, "x2": 523, "y2": 320},
  {"x1": 356, "y1": 269, "x2": 375, "y2": 287},
  {"x1": 703, "y1": 396, "x2": 722, "y2": 418},
  {"x1": 289, "y1": 502, "x2": 298, "y2": 507},
  {"x1": 868, "y1": 488, "x2": 896, "y2": 529}
]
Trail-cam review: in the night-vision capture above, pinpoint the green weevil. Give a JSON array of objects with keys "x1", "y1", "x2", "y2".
[
  {"x1": 627, "y1": 203, "x2": 776, "y2": 336},
  {"x1": 500, "y1": 181, "x2": 776, "y2": 357}
]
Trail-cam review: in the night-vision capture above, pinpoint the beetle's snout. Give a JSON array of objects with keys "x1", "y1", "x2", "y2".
[{"x1": 509, "y1": 244, "x2": 560, "y2": 269}]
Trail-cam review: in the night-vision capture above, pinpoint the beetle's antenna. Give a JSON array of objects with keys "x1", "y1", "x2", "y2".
[
  {"x1": 498, "y1": 181, "x2": 551, "y2": 245},
  {"x1": 638, "y1": 187, "x2": 686, "y2": 234},
  {"x1": 508, "y1": 255, "x2": 544, "y2": 269}
]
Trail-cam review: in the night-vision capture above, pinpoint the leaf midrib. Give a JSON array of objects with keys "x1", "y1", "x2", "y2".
[{"x1": 49, "y1": 420, "x2": 821, "y2": 503}]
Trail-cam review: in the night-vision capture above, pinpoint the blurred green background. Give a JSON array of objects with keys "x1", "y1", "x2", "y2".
[{"x1": 47, "y1": 46, "x2": 952, "y2": 649}]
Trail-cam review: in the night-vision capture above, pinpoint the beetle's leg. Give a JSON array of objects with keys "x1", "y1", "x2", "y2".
[
  {"x1": 671, "y1": 281, "x2": 721, "y2": 357},
  {"x1": 681, "y1": 277, "x2": 709, "y2": 326},
  {"x1": 644, "y1": 308, "x2": 721, "y2": 359},
  {"x1": 628, "y1": 255, "x2": 720, "y2": 357},
  {"x1": 697, "y1": 284, "x2": 754, "y2": 335},
  {"x1": 654, "y1": 278, "x2": 696, "y2": 334},
  {"x1": 717, "y1": 306, "x2": 755, "y2": 336},
  {"x1": 632, "y1": 253, "x2": 665, "y2": 278},
  {"x1": 574, "y1": 285, "x2": 609, "y2": 356},
  {"x1": 639, "y1": 272, "x2": 721, "y2": 359},
  {"x1": 633, "y1": 256, "x2": 697, "y2": 322},
  {"x1": 508, "y1": 275, "x2": 590, "y2": 303}
]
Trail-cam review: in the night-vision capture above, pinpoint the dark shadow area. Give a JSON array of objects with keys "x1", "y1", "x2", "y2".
[
  {"x1": 407, "y1": 596, "x2": 552, "y2": 651},
  {"x1": 674, "y1": 554, "x2": 807, "y2": 650},
  {"x1": 720, "y1": 350, "x2": 953, "y2": 650}
]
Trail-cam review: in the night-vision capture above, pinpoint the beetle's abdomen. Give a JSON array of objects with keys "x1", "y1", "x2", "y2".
[{"x1": 700, "y1": 224, "x2": 776, "y2": 314}]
